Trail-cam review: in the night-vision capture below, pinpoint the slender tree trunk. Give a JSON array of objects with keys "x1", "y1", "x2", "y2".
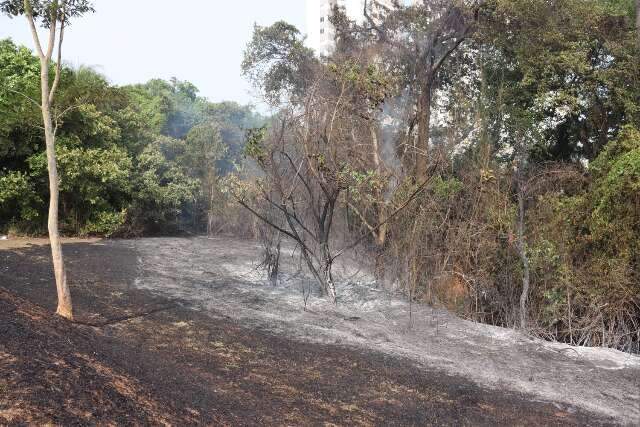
[
  {"x1": 369, "y1": 123, "x2": 388, "y2": 281},
  {"x1": 320, "y1": 241, "x2": 337, "y2": 303},
  {"x1": 369, "y1": 124, "x2": 387, "y2": 248},
  {"x1": 415, "y1": 78, "x2": 433, "y2": 179},
  {"x1": 517, "y1": 189, "x2": 529, "y2": 330},
  {"x1": 24, "y1": 0, "x2": 73, "y2": 319},
  {"x1": 207, "y1": 171, "x2": 215, "y2": 236},
  {"x1": 269, "y1": 237, "x2": 281, "y2": 286},
  {"x1": 374, "y1": 209, "x2": 388, "y2": 280},
  {"x1": 40, "y1": 59, "x2": 73, "y2": 319}
]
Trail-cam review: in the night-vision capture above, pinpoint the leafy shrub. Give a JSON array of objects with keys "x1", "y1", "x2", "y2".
[
  {"x1": 27, "y1": 142, "x2": 133, "y2": 234},
  {"x1": 124, "y1": 137, "x2": 200, "y2": 235},
  {"x1": 0, "y1": 170, "x2": 42, "y2": 232},
  {"x1": 82, "y1": 210, "x2": 127, "y2": 237}
]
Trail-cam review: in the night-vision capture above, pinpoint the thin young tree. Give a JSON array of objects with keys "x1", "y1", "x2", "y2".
[
  {"x1": 1, "y1": 0, "x2": 94, "y2": 319},
  {"x1": 512, "y1": 161, "x2": 584, "y2": 330}
]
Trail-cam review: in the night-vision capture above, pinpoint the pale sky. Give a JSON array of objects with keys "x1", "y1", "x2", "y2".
[{"x1": 0, "y1": 0, "x2": 307, "y2": 106}]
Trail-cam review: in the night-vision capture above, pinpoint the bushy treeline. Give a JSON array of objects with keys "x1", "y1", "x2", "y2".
[
  {"x1": 0, "y1": 38, "x2": 263, "y2": 236},
  {"x1": 238, "y1": 0, "x2": 640, "y2": 351}
]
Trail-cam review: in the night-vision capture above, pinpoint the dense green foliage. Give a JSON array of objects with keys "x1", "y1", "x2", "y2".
[
  {"x1": 0, "y1": 38, "x2": 263, "y2": 236},
  {"x1": 239, "y1": 0, "x2": 640, "y2": 352},
  {"x1": 414, "y1": 0, "x2": 639, "y2": 350}
]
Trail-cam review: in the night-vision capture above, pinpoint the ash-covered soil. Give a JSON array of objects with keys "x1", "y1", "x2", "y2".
[{"x1": 0, "y1": 236, "x2": 637, "y2": 425}]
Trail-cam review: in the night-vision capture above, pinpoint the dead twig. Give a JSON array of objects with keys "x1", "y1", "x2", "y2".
[{"x1": 72, "y1": 304, "x2": 177, "y2": 328}]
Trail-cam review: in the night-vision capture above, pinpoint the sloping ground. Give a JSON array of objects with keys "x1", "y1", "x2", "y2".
[
  {"x1": 0, "y1": 237, "x2": 633, "y2": 425},
  {"x1": 0, "y1": 290, "x2": 213, "y2": 425},
  {"x1": 129, "y1": 237, "x2": 640, "y2": 424}
]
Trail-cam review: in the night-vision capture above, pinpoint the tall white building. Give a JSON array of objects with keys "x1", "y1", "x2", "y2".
[{"x1": 306, "y1": 0, "x2": 396, "y2": 56}]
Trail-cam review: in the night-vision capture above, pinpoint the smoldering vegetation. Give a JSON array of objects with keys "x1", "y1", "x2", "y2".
[
  {"x1": 231, "y1": 0, "x2": 640, "y2": 356},
  {"x1": 3, "y1": 0, "x2": 640, "y2": 424},
  {"x1": 128, "y1": 236, "x2": 640, "y2": 423},
  {"x1": 2, "y1": 1, "x2": 639, "y2": 359}
]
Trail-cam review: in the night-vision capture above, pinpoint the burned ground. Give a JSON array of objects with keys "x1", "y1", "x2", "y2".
[{"x1": 0, "y1": 238, "x2": 628, "y2": 425}]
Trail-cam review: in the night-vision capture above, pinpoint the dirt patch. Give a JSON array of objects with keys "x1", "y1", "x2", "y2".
[
  {"x1": 0, "y1": 237, "x2": 101, "y2": 250},
  {"x1": 0, "y1": 239, "x2": 623, "y2": 425},
  {"x1": 0, "y1": 290, "x2": 212, "y2": 425}
]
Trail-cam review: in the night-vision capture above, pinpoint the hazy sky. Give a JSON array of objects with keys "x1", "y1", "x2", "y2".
[{"x1": 0, "y1": 0, "x2": 307, "y2": 106}]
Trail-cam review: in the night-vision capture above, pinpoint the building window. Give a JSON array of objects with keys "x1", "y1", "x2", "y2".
[
  {"x1": 320, "y1": 16, "x2": 324, "y2": 22},
  {"x1": 320, "y1": 28, "x2": 324, "y2": 34}
]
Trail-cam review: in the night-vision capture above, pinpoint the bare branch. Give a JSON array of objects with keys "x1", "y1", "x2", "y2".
[
  {"x1": 332, "y1": 170, "x2": 438, "y2": 262},
  {"x1": 347, "y1": 201, "x2": 377, "y2": 235},
  {"x1": 23, "y1": 0, "x2": 45, "y2": 59},
  {"x1": 53, "y1": 102, "x2": 85, "y2": 136},
  {"x1": 5, "y1": 87, "x2": 40, "y2": 108},
  {"x1": 236, "y1": 199, "x2": 298, "y2": 242},
  {"x1": 49, "y1": 0, "x2": 66, "y2": 104},
  {"x1": 44, "y1": 4, "x2": 57, "y2": 61}
]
